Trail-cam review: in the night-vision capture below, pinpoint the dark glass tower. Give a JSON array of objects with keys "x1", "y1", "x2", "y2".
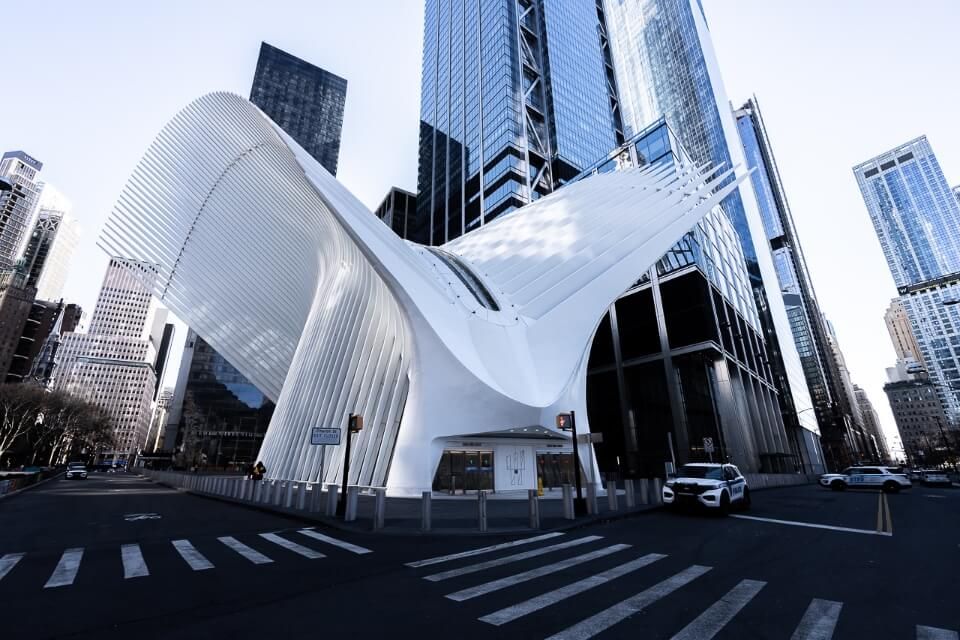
[{"x1": 250, "y1": 42, "x2": 347, "y2": 175}]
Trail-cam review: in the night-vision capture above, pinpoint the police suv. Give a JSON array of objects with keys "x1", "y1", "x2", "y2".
[
  {"x1": 818, "y1": 466, "x2": 911, "y2": 493},
  {"x1": 662, "y1": 463, "x2": 750, "y2": 513}
]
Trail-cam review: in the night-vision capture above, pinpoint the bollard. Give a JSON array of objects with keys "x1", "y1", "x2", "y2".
[
  {"x1": 652, "y1": 478, "x2": 663, "y2": 505},
  {"x1": 325, "y1": 484, "x2": 339, "y2": 516},
  {"x1": 421, "y1": 491, "x2": 432, "y2": 532},
  {"x1": 625, "y1": 479, "x2": 636, "y2": 508},
  {"x1": 273, "y1": 481, "x2": 286, "y2": 506},
  {"x1": 253, "y1": 480, "x2": 263, "y2": 503},
  {"x1": 345, "y1": 485, "x2": 359, "y2": 522},
  {"x1": 528, "y1": 489, "x2": 540, "y2": 529},
  {"x1": 478, "y1": 491, "x2": 488, "y2": 532},
  {"x1": 586, "y1": 483, "x2": 598, "y2": 515},
  {"x1": 639, "y1": 478, "x2": 651, "y2": 505},
  {"x1": 562, "y1": 484, "x2": 574, "y2": 520},
  {"x1": 297, "y1": 483, "x2": 308, "y2": 510},
  {"x1": 307, "y1": 483, "x2": 322, "y2": 512},
  {"x1": 607, "y1": 480, "x2": 618, "y2": 511},
  {"x1": 263, "y1": 481, "x2": 275, "y2": 505},
  {"x1": 284, "y1": 482, "x2": 296, "y2": 508},
  {"x1": 373, "y1": 488, "x2": 386, "y2": 530}
]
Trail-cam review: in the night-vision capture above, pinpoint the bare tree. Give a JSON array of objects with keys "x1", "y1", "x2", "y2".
[{"x1": 0, "y1": 384, "x2": 47, "y2": 467}]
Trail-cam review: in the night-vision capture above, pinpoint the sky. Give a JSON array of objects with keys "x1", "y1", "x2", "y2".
[{"x1": 3, "y1": 0, "x2": 959, "y2": 455}]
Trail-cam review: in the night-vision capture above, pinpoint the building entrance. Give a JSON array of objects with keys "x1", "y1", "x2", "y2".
[
  {"x1": 432, "y1": 450, "x2": 494, "y2": 493},
  {"x1": 537, "y1": 452, "x2": 574, "y2": 488}
]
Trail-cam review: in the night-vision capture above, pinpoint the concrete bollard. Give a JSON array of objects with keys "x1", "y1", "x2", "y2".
[
  {"x1": 607, "y1": 480, "x2": 618, "y2": 511},
  {"x1": 253, "y1": 480, "x2": 263, "y2": 503},
  {"x1": 652, "y1": 478, "x2": 663, "y2": 505},
  {"x1": 586, "y1": 483, "x2": 599, "y2": 515},
  {"x1": 284, "y1": 482, "x2": 296, "y2": 508},
  {"x1": 273, "y1": 481, "x2": 286, "y2": 506},
  {"x1": 562, "y1": 484, "x2": 575, "y2": 520},
  {"x1": 478, "y1": 491, "x2": 488, "y2": 532},
  {"x1": 345, "y1": 485, "x2": 359, "y2": 522},
  {"x1": 307, "y1": 483, "x2": 322, "y2": 512},
  {"x1": 263, "y1": 481, "x2": 275, "y2": 505},
  {"x1": 373, "y1": 488, "x2": 386, "y2": 530},
  {"x1": 325, "y1": 484, "x2": 339, "y2": 517},
  {"x1": 639, "y1": 478, "x2": 651, "y2": 505},
  {"x1": 528, "y1": 489, "x2": 540, "y2": 529},
  {"x1": 297, "y1": 483, "x2": 308, "y2": 510},
  {"x1": 625, "y1": 479, "x2": 636, "y2": 508},
  {"x1": 421, "y1": 491, "x2": 432, "y2": 532}
]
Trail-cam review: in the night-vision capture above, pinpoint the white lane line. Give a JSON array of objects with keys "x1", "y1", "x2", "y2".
[
  {"x1": 406, "y1": 532, "x2": 565, "y2": 567},
  {"x1": 44, "y1": 548, "x2": 84, "y2": 588},
  {"x1": 448, "y1": 543, "x2": 631, "y2": 602},
  {"x1": 790, "y1": 598, "x2": 843, "y2": 640},
  {"x1": 731, "y1": 514, "x2": 892, "y2": 537},
  {"x1": 0, "y1": 553, "x2": 25, "y2": 582},
  {"x1": 480, "y1": 553, "x2": 667, "y2": 626},
  {"x1": 218, "y1": 536, "x2": 273, "y2": 564},
  {"x1": 298, "y1": 529, "x2": 372, "y2": 555},
  {"x1": 545, "y1": 565, "x2": 712, "y2": 640},
  {"x1": 917, "y1": 626, "x2": 959, "y2": 640},
  {"x1": 260, "y1": 533, "x2": 325, "y2": 559},
  {"x1": 172, "y1": 540, "x2": 214, "y2": 571},
  {"x1": 121, "y1": 544, "x2": 149, "y2": 579},
  {"x1": 670, "y1": 579, "x2": 767, "y2": 640},
  {"x1": 424, "y1": 536, "x2": 603, "y2": 582}
]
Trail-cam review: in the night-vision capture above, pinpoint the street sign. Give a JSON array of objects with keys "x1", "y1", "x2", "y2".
[
  {"x1": 311, "y1": 427, "x2": 341, "y2": 446},
  {"x1": 578, "y1": 432, "x2": 604, "y2": 444},
  {"x1": 703, "y1": 437, "x2": 715, "y2": 454}
]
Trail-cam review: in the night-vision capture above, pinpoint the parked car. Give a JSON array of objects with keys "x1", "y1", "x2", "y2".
[
  {"x1": 65, "y1": 462, "x2": 88, "y2": 480},
  {"x1": 921, "y1": 470, "x2": 951, "y2": 486},
  {"x1": 662, "y1": 463, "x2": 750, "y2": 514},
  {"x1": 819, "y1": 466, "x2": 911, "y2": 493}
]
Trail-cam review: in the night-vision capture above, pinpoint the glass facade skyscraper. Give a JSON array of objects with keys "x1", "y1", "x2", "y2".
[{"x1": 250, "y1": 42, "x2": 347, "y2": 175}]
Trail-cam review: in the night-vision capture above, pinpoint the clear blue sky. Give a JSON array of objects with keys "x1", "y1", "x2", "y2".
[{"x1": 3, "y1": 0, "x2": 959, "y2": 452}]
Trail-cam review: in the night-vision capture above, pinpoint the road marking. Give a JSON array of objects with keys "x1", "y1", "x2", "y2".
[
  {"x1": 876, "y1": 493, "x2": 884, "y2": 534},
  {"x1": 479, "y1": 552, "x2": 666, "y2": 626},
  {"x1": 406, "y1": 532, "x2": 564, "y2": 567},
  {"x1": 0, "y1": 553, "x2": 25, "y2": 582},
  {"x1": 218, "y1": 536, "x2": 273, "y2": 564},
  {"x1": 917, "y1": 626, "x2": 959, "y2": 640},
  {"x1": 172, "y1": 540, "x2": 214, "y2": 571},
  {"x1": 44, "y1": 548, "x2": 84, "y2": 588},
  {"x1": 731, "y1": 514, "x2": 892, "y2": 537},
  {"x1": 447, "y1": 543, "x2": 631, "y2": 602},
  {"x1": 298, "y1": 529, "x2": 372, "y2": 555},
  {"x1": 884, "y1": 493, "x2": 893, "y2": 535},
  {"x1": 669, "y1": 579, "x2": 766, "y2": 640},
  {"x1": 546, "y1": 564, "x2": 712, "y2": 640},
  {"x1": 924, "y1": 495, "x2": 946, "y2": 499},
  {"x1": 260, "y1": 533, "x2": 325, "y2": 559},
  {"x1": 424, "y1": 536, "x2": 603, "y2": 582},
  {"x1": 121, "y1": 544, "x2": 149, "y2": 579},
  {"x1": 790, "y1": 598, "x2": 843, "y2": 640}
]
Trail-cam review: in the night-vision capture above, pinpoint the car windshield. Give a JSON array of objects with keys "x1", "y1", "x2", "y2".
[{"x1": 678, "y1": 465, "x2": 723, "y2": 480}]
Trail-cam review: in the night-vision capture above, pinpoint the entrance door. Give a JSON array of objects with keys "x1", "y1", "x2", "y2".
[
  {"x1": 537, "y1": 453, "x2": 574, "y2": 489},
  {"x1": 432, "y1": 451, "x2": 494, "y2": 493}
]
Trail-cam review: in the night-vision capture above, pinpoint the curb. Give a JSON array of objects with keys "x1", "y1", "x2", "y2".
[
  {"x1": 140, "y1": 475, "x2": 664, "y2": 538},
  {"x1": 0, "y1": 472, "x2": 65, "y2": 502}
]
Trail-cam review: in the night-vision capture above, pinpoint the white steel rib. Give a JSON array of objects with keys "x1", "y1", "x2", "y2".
[{"x1": 99, "y1": 92, "x2": 745, "y2": 494}]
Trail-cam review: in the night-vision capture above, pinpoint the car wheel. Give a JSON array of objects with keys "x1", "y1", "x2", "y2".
[
  {"x1": 830, "y1": 480, "x2": 846, "y2": 491},
  {"x1": 740, "y1": 487, "x2": 751, "y2": 511},
  {"x1": 882, "y1": 481, "x2": 900, "y2": 494},
  {"x1": 718, "y1": 492, "x2": 730, "y2": 516}
]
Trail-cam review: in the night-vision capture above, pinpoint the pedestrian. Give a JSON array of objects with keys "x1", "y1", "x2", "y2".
[
  {"x1": 253, "y1": 461, "x2": 266, "y2": 481},
  {"x1": 245, "y1": 463, "x2": 255, "y2": 479}
]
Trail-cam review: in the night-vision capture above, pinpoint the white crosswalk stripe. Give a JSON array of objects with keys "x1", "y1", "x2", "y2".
[
  {"x1": 172, "y1": 540, "x2": 214, "y2": 571},
  {"x1": 299, "y1": 529, "x2": 372, "y2": 555},
  {"x1": 406, "y1": 532, "x2": 565, "y2": 567},
  {"x1": 791, "y1": 598, "x2": 843, "y2": 640},
  {"x1": 479, "y1": 552, "x2": 667, "y2": 626},
  {"x1": 670, "y1": 579, "x2": 766, "y2": 640},
  {"x1": 447, "y1": 543, "x2": 631, "y2": 602},
  {"x1": 44, "y1": 548, "x2": 84, "y2": 588},
  {"x1": 260, "y1": 533, "x2": 324, "y2": 559},
  {"x1": 0, "y1": 553, "x2": 25, "y2": 582},
  {"x1": 424, "y1": 535, "x2": 604, "y2": 582},
  {"x1": 917, "y1": 626, "x2": 959, "y2": 640},
  {"x1": 545, "y1": 565, "x2": 713, "y2": 640},
  {"x1": 218, "y1": 536, "x2": 273, "y2": 564},
  {"x1": 121, "y1": 544, "x2": 149, "y2": 579}
]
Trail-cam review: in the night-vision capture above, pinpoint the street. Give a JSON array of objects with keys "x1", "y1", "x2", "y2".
[{"x1": 1, "y1": 475, "x2": 958, "y2": 639}]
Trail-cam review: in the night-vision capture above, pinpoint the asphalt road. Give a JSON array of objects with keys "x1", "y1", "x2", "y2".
[{"x1": 1, "y1": 474, "x2": 958, "y2": 639}]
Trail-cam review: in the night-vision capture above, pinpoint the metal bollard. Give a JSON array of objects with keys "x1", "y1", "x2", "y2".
[
  {"x1": 284, "y1": 482, "x2": 296, "y2": 508},
  {"x1": 345, "y1": 485, "x2": 359, "y2": 522},
  {"x1": 639, "y1": 478, "x2": 651, "y2": 505},
  {"x1": 263, "y1": 481, "x2": 275, "y2": 505},
  {"x1": 562, "y1": 484, "x2": 574, "y2": 520},
  {"x1": 297, "y1": 483, "x2": 308, "y2": 510},
  {"x1": 586, "y1": 483, "x2": 599, "y2": 515},
  {"x1": 607, "y1": 480, "x2": 618, "y2": 511},
  {"x1": 272, "y1": 481, "x2": 284, "y2": 506},
  {"x1": 625, "y1": 479, "x2": 636, "y2": 508},
  {"x1": 652, "y1": 478, "x2": 663, "y2": 505},
  {"x1": 325, "y1": 484, "x2": 339, "y2": 516},
  {"x1": 373, "y1": 488, "x2": 386, "y2": 530},
  {"x1": 307, "y1": 483, "x2": 321, "y2": 512},
  {"x1": 253, "y1": 480, "x2": 263, "y2": 503},
  {"x1": 421, "y1": 491, "x2": 432, "y2": 532},
  {"x1": 478, "y1": 491, "x2": 488, "y2": 532},
  {"x1": 528, "y1": 489, "x2": 540, "y2": 529}
]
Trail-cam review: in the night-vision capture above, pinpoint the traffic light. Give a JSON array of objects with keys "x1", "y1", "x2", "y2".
[
  {"x1": 349, "y1": 414, "x2": 363, "y2": 433},
  {"x1": 556, "y1": 413, "x2": 572, "y2": 431}
]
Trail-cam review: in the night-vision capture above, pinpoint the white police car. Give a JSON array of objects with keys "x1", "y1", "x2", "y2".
[
  {"x1": 662, "y1": 463, "x2": 750, "y2": 513},
  {"x1": 819, "y1": 466, "x2": 911, "y2": 493}
]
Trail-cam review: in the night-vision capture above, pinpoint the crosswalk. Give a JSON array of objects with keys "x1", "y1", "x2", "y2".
[
  {"x1": 408, "y1": 533, "x2": 957, "y2": 639},
  {"x1": 0, "y1": 528, "x2": 372, "y2": 590}
]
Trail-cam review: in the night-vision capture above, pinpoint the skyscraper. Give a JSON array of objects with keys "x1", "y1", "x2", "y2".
[
  {"x1": 854, "y1": 384, "x2": 890, "y2": 462},
  {"x1": 250, "y1": 42, "x2": 347, "y2": 174},
  {"x1": 884, "y1": 360, "x2": 950, "y2": 466},
  {"x1": 374, "y1": 187, "x2": 417, "y2": 240},
  {"x1": 884, "y1": 298, "x2": 924, "y2": 367},
  {"x1": 0, "y1": 270, "x2": 36, "y2": 380},
  {"x1": 19, "y1": 184, "x2": 80, "y2": 301},
  {"x1": 0, "y1": 151, "x2": 43, "y2": 269}
]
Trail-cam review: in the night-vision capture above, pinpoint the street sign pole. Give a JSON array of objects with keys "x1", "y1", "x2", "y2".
[
  {"x1": 571, "y1": 410, "x2": 587, "y2": 516},
  {"x1": 336, "y1": 415, "x2": 361, "y2": 517}
]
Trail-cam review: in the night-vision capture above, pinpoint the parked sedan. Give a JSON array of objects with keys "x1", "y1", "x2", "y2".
[
  {"x1": 921, "y1": 470, "x2": 951, "y2": 487},
  {"x1": 819, "y1": 466, "x2": 911, "y2": 493},
  {"x1": 65, "y1": 462, "x2": 88, "y2": 480}
]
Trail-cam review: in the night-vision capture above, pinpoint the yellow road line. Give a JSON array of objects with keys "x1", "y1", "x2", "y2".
[
  {"x1": 884, "y1": 492, "x2": 893, "y2": 535},
  {"x1": 876, "y1": 493, "x2": 883, "y2": 533}
]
